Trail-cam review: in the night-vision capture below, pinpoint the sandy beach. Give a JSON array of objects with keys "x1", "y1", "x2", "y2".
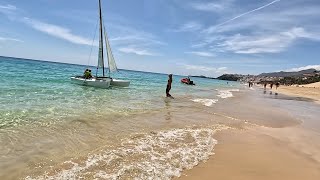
[
  {"x1": 180, "y1": 127, "x2": 320, "y2": 180},
  {"x1": 180, "y1": 129, "x2": 320, "y2": 180},
  {"x1": 276, "y1": 82, "x2": 320, "y2": 103},
  {"x1": 179, "y1": 86, "x2": 320, "y2": 180}
]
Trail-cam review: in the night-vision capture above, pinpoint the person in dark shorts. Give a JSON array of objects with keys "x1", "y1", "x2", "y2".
[{"x1": 166, "y1": 74, "x2": 173, "y2": 98}]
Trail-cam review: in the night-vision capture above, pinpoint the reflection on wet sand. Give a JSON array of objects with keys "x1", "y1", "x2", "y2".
[{"x1": 164, "y1": 98, "x2": 173, "y2": 121}]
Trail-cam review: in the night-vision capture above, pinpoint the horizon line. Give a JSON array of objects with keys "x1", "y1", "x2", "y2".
[{"x1": 0, "y1": 55, "x2": 187, "y2": 77}]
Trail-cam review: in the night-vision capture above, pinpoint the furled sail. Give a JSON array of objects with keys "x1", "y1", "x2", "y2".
[{"x1": 104, "y1": 26, "x2": 118, "y2": 73}]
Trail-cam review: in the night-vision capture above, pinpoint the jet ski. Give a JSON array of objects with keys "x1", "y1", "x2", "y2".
[{"x1": 181, "y1": 78, "x2": 195, "y2": 85}]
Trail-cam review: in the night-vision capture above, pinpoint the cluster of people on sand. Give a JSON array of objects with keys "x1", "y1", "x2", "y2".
[{"x1": 263, "y1": 82, "x2": 280, "y2": 90}]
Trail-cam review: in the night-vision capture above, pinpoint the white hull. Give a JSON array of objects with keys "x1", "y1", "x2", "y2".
[
  {"x1": 71, "y1": 77, "x2": 111, "y2": 88},
  {"x1": 111, "y1": 79, "x2": 130, "y2": 87}
]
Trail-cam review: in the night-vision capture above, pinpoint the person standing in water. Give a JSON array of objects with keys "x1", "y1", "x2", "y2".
[{"x1": 166, "y1": 74, "x2": 173, "y2": 98}]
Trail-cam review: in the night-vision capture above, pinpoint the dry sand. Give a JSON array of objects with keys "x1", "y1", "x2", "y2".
[
  {"x1": 303, "y1": 82, "x2": 320, "y2": 88},
  {"x1": 277, "y1": 82, "x2": 320, "y2": 103}
]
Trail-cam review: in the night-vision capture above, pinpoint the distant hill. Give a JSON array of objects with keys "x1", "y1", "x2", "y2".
[
  {"x1": 216, "y1": 74, "x2": 244, "y2": 81},
  {"x1": 190, "y1": 75, "x2": 216, "y2": 79},
  {"x1": 258, "y1": 68, "x2": 318, "y2": 77}
]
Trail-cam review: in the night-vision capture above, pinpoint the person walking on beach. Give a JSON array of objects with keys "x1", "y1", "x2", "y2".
[
  {"x1": 264, "y1": 83, "x2": 267, "y2": 89},
  {"x1": 270, "y1": 83, "x2": 273, "y2": 89},
  {"x1": 249, "y1": 81, "x2": 253, "y2": 88},
  {"x1": 276, "y1": 82, "x2": 280, "y2": 89},
  {"x1": 166, "y1": 74, "x2": 173, "y2": 98}
]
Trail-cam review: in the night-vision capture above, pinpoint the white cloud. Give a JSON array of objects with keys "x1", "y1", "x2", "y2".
[
  {"x1": 107, "y1": 23, "x2": 164, "y2": 56},
  {"x1": 215, "y1": 27, "x2": 320, "y2": 54},
  {"x1": 110, "y1": 36, "x2": 145, "y2": 42},
  {"x1": 172, "y1": 22, "x2": 202, "y2": 32},
  {"x1": 0, "y1": 37, "x2": 23, "y2": 42},
  {"x1": 0, "y1": 4, "x2": 18, "y2": 19},
  {"x1": 210, "y1": 0, "x2": 281, "y2": 30},
  {"x1": 189, "y1": 0, "x2": 320, "y2": 56},
  {"x1": 287, "y1": 65, "x2": 320, "y2": 72},
  {"x1": 1, "y1": 3, "x2": 164, "y2": 57},
  {"x1": 23, "y1": 17, "x2": 92, "y2": 46},
  {"x1": 109, "y1": 35, "x2": 165, "y2": 46},
  {"x1": 186, "y1": 51, "x2": 215, "y2": 57},
  {"x1": 205, "y1": 5, "x2": 320, "y2": 35},
  {"x1": 118, "y1": 47, "x2": 158, "y2": 56},
  {"x1": 189, "y1": 0, "x2": 233, "y2": 12},
  {"x1": 0, "y1": 4, "x2": 16, "y2": 10},
  {"x1": 184, "y1": 64, "x2": 228, "y2": 73},
  {"x1": 191, "y1": 43, "x2": 207, "y2": 48},
  {"x1": 108, "y1": 23, "x2": 165, "y2": 44}
]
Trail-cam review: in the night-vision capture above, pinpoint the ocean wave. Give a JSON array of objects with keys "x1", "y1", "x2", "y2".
[
  {"x1": 192, "y1": 99, "x2": 218, "y2": 107},
  {"x1": 25, "y1": 126, "x2": 228, "y2": 180},
  {"x1": 217, "y1": 89, "x2": 239, "y2": 99}
]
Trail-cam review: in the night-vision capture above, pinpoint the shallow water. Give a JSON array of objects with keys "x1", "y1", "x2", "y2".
[{"x1": 0, "y1": 56, "x2": 242, "y2": 179}]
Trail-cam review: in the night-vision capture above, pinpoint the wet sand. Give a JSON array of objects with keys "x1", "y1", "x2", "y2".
[
  {"x1": 180, "y1": 128, "x2": 320, "y2": 180},
  {"x1": 179, "y1": 88, "x2": 320, "y2": 180}
]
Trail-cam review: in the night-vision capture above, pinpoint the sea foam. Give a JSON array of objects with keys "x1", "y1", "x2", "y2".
[
  {"x1": 25, "y1": 126, "x2": 228, "y2": 180},
  {"x1": 192, "y1": 99, "x2": 218, "y2": 107},
  {"x1": 217, "y1": 89, "x2": 239, "y2": 99}
]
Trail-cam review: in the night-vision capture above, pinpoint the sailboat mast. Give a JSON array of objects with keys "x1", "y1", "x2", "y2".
[{"x1": 99, "y1": 0, "x2": 105, "y2": 77}]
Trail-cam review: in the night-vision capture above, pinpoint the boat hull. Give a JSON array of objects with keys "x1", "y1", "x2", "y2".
[
  {"x1": 111, "y1": 79, "x2": 130, "y2": 87},
  {"x1": 71, "y1": 77, "x2": 111, "y2": 88}
]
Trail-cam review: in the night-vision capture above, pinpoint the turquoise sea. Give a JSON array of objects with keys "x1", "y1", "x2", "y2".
[{"x1": 0, "y1": 56, "x2": 241, "y2": 179}]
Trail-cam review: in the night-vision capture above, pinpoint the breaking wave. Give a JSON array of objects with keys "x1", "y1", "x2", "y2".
[
  {"x1": 26, "y1": 126, "x2": 229, "y2": 180},
  {"x1": 192, "y1": 99, "x2": 218, "y2": 107},
  {"x1": 217, "y1": 89, "x2": 239, "y2": 99}
]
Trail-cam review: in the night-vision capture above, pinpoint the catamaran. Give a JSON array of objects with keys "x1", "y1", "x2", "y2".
[{"x1": 71, "y1": 0, "x2": 130, "y2": 88}]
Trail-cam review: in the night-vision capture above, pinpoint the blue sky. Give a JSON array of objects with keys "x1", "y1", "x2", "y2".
[{"x1": 0, "y1": 0, "x2": 320, "y2": 76}]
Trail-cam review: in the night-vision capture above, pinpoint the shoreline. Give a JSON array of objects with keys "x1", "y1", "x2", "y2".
[
  {"x1": 179, "y1": 87, "x2": 320, "y2": 180},
  {"x1": 180, "y1": 127, "x2": 320, "y2": 180},
  {"x1": 275, "y1": 82, "x2": 320, "y2": 104}
]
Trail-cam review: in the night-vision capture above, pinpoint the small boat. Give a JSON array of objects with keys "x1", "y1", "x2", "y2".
[
  {"x1": 181, "y1": 78, "x2": 195, "y2": 85},
  {"x1": 110, "y1": 79, "x2": 130, "y2": 87},
  {"x1": 71, "y1": 76, "x2": 111, "y2": 88},
  {"x1": 71, "y1": 0, "x2": 130, "y2": 88}
]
